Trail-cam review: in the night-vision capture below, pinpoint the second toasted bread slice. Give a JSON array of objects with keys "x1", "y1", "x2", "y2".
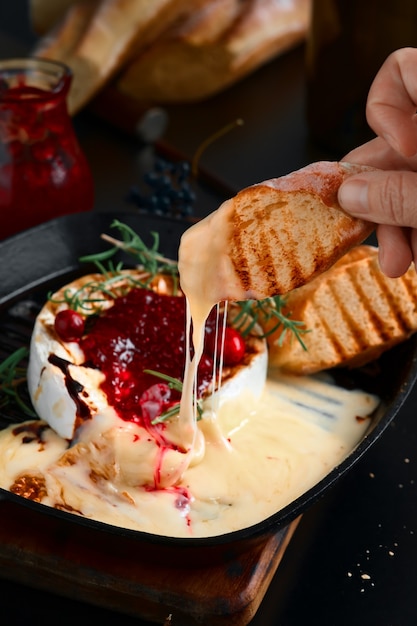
[{"x1": 265, "y1": 245, "x2": 417, "y2": 373}]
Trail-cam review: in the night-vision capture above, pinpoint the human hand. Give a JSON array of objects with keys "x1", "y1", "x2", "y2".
[{"x1": 337, "y1": 47, "x2": 417, "y2": 277}]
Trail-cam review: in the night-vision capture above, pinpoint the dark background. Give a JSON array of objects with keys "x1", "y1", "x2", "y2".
[{"x1": 0, "y1": 2, "x2": 417, "y2": 625}]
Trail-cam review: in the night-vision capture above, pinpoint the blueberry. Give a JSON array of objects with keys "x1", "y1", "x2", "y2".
[
  {"x1": 126, "y1": 157, "x2": 195, "y2": 218},
  {"x1": 154, "y1": 158, "x2": 168, "y2": 172},
  {"x1": 144, "y1": 171, "x2": 160, "y2": 188}
]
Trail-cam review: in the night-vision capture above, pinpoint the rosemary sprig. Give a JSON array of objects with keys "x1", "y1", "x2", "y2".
[
  {"x1": 0, "y1": 347, "x2": 37, "y2": 417},
  {"x1": 144, "y1": 369, "x2": 203, "y2": 424},
  {"x1": 49, "y1": 220, "x2": 180, "y2": 313},
  {"x1": 232, "y1": 296, "x2": 309, "y2": 350},
  {"x1": 81, "y1": 220, "x2": 178, "y2": 278},
  {"x1": 144, "y1": 369, "x2": 183, "y2": 392},
  {"x1": 49, "y1": 272, "x2": 154, "y2": 314}
]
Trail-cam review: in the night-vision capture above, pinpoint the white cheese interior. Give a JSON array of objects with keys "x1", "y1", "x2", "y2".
[{"x1": 0, "y1": 371, "x2": 378, "y2": 537}]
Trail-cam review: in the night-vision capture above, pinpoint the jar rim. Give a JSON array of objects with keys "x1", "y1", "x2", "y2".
[{"x1": 0, "y1": 57, "x2": 72, "y2": 102}]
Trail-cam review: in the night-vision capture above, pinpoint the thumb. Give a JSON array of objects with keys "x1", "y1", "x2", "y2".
[{"x1": 338, "y1": 170, "x2": 417, "y2": 228}]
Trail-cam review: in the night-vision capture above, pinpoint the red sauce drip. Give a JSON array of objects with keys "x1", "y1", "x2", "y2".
[{"x1": 79, "y1": 289, "x2": 216, "y2": 426}]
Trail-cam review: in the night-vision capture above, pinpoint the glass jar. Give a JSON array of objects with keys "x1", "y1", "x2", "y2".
[{"x1": 0, "y1": 58, "x2": 94, "y2": 240}]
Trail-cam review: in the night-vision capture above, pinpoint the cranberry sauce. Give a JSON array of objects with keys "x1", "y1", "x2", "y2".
[{"x1": 79, "y1": 288, "x2": 217, "y2": 425}]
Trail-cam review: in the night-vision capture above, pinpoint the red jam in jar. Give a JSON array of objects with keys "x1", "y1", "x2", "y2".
[{"x1": 0, "y1": 58, "x2": 94, "y2": 240}]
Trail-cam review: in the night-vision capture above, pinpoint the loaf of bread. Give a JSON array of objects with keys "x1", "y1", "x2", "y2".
[
  {"x1": 264, "y1": 245, "x2": 417, "y2": 373},
  {"x1": 116, "y1": 0, "x2": 311, "y2": 103},
  {"x1": 32, "y1": 0, "x2": 210, "y2": 114},
  {"x1": 30, "y1": 0, "x2": 311, "y2": 114}
]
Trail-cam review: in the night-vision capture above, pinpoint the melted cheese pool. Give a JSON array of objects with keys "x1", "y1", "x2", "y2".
[{"x1": 0, "y1": 371, "x2": 378, "y2": 538}]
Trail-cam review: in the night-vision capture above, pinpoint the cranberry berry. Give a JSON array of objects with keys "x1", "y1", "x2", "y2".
[
  {"x1": 205, "y1": 326, "x2": 245, "y2": 366},
  {"x1": 54, "y1": 309, "x2": 85, "y2": 342}
]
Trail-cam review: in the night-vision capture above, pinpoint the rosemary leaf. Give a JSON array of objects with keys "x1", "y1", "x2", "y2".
[
  {"x1": 0, "y1": 347, "x2": 36, "y2": 418},
  {"x1": 144, "y1": 369, "x2": 204, "y2": 424},
  {"x1": 143, "y1": 369, "x2": 183, "y2": 393},
  {"x1": 151, "y1": 404, "x2": 180, "y2": 425},
  {"x1": 232, "y1": 296, "x2": 309, "y2": 351}
]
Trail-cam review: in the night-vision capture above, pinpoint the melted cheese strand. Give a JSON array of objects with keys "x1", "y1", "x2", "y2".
[
  {"x1": 178, "y1": 299, "x2": 203, "y2": 451},
  {"x1": 211, "y1": 304, "x2": 220, "y2": 406},
  {"x1": 215, "y1": 301, "x2": 228, "y2": 414},
  {"x1": 209, "y1": 302, "x2": 227, "y2": 416}
]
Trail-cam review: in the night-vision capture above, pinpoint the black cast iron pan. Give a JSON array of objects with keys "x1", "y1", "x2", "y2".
[{"x1": 0, "y1": 211, "x2": 416, "y2": 563}]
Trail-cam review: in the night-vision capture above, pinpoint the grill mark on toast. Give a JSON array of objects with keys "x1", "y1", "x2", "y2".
[
  {"x1": 254, "y1": 201, "x2": 285, "y2": 294},
  {"x1": 303, "y1": 218, "x2": 325, "y2": 286},
  {"x1": 231, "y1": 201, "x2": 289, "y2": 295},
  {"x1": 231, "y1": 202, "x2": 333, "y2": 295},
  {"x1": 399, "y1": 271, "x2": 417, "y2": 327},
  {"x1": 257, "y1": 226, "x2": 279, "y2": 296},
  {"x1": 346, "y1": 266, "x2": 392, "y2": 343},
  {"x1": 373, "y1": 266, "x2": 417, "y2": 334},
  {"x1": 230, "y1": 210, "x2": 252, "y2": 292},
  {"x1": 265, "y1": 242, "x2": 417, "y2": 373},
  {"x1": 318, "y1": 314, "x2": 348, "y2": 365},
  {"x1": 316, "y1": 266, "x2": 396, "y2": 364},
  {"x1": 326, "y1": 278, "x2": 362, "y2": 359}
]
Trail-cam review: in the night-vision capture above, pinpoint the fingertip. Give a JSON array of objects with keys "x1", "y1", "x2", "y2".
[
  {"x1": 338, "y1": 179, "x2": 369, "y2": 215},
  {"x1": 378, "y1": 247, "x2": 408, "y2": 278},
  {"x1": 377, "y1": 224, "x2": 413, "y2": 277}
]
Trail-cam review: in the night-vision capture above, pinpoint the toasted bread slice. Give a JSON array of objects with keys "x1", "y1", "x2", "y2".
[
  {"x1": 265, "y1": 245, "x2": 417, "y2": 373},
  {"x1": 228, "y1": 161, "x2": 376, "y2": 298},
  {"x1": 178, "y1": 161, "x2": 375, "y2": 307}
]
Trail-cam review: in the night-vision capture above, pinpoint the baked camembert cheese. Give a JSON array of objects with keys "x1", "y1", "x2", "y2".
[
  {"x1": 0, "y1": 251, "x2": 379, "y2": 537},
  {"x1": 0, "y1": 161, "x2": 395, "y2": 538}
]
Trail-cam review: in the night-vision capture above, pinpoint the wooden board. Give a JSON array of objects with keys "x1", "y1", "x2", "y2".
[{"x1": 0, "y1": 497, "x2": 300, "y2": 624}]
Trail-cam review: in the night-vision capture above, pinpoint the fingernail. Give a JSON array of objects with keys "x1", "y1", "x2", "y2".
[{"x1": 338, "y1": 179, "x2": 369, "y2": 215}]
